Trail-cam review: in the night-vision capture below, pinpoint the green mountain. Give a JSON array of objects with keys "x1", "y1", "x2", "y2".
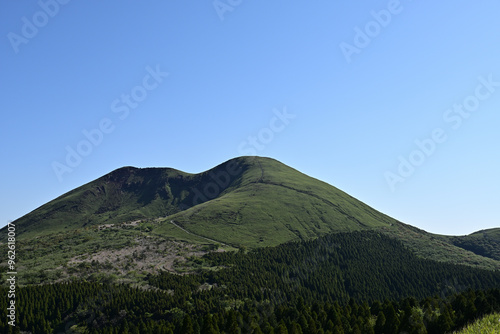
[
  {"x1": 11, "y1": 156, "x2": 396, "y2": 241},
  {"x1": 2, "y1": 156, "x2": 500, "y2": 285},
  {"x1": 2, "y1": 156, "x2": 500, "y2": 333}
]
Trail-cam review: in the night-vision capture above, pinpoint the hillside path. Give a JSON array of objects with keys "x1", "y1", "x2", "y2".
[{"x1": 170, "y1": 220, "x2": 229, "y2": 247}]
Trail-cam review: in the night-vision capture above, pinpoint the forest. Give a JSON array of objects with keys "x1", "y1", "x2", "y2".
[{"x1": 2, "y1": 231, "x2": 500, "y2": 333}]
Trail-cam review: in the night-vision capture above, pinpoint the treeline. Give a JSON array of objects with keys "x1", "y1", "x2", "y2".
[
  {"x1": 147, "y1": 231, "x2": 500, "y2": 332},
  {"x1": 184, "y1": 231, "x2": 500, "y2": 304},
  {"x1": 2, "y1": 231, "x2": 500, "y2": 333}
]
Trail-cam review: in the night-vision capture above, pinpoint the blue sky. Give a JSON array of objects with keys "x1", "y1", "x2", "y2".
[{"x1": 1, "y1": 1, "x2": 499, "y2": 235}]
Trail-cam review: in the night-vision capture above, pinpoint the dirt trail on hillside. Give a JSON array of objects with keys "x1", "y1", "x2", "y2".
[{"x1": 170, "y1": 220, "x2": 229, "y2": 247}]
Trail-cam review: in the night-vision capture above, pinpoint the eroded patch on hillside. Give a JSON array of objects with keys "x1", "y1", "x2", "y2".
[
  {"x1": 67, "y1": 237, "x2": 209, "y2": 277},
  {"x1": 0, "y1": 219, "x2": 224, "y2": 286}
]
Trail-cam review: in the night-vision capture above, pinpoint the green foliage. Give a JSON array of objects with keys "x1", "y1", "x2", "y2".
[
  {"x1": 167, "y1": 231, "x2": 500, "y2": 304},
  {"x1": 2, "y1": 229, "x2": 499, "y2": 333},
  {"x1": 446, "y1": 228, "x2": 500, "y2": 261},
  {"x1": 453, "y1": 313, "x2": 500, "y2": 334},
  {"x1": 0, "y1": 281, "x2": 499, "y2": 333}
]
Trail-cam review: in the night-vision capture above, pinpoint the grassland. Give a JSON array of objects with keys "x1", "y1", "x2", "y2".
[{"x1": 453, "y1": 313, "x2": 500, "y2": 333}]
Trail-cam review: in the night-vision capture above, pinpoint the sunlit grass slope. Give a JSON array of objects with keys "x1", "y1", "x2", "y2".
[{"x1": 453, "y1": 313, "x2": 500, "y2": 334}]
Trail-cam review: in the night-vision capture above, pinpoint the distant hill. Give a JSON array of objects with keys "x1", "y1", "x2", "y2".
[
  {"x1": 444, "y1": 228, "x2": 500, "y2": 261},
  {"x1": 2, "y1": 156, "x2": 500, "y2": 282}
]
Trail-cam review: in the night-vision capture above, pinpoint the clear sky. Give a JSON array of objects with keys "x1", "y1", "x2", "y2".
[{"x1": 1, "y1": 1, "x2": 499, "y2": 235}]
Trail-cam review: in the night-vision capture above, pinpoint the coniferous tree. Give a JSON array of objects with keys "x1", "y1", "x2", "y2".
[
  {"x1": 182, "y1": 315, "x2": 195, "y2": 334},
  {"x1": 201, "y1": 314, "x2": 218, "y2": 334},
  {"x1": 375, "y1": 311, "x2": 386, "y2": 333}
]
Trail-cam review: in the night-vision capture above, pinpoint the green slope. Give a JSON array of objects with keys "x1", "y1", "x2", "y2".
[
  {"x1": 161, "y1": 156, "x2": 396, "y2": 247},
  {"x1": 453, "y1": 313, "x2": 500, "y2": 334}
]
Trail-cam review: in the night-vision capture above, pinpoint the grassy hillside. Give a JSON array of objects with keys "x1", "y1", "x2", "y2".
[
  {"x1": 159, "y1": 156, "x2": 395, "y2": 248},
  {"x1": 453, "y1": 313, "x2": 500, "y2": 334}
]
